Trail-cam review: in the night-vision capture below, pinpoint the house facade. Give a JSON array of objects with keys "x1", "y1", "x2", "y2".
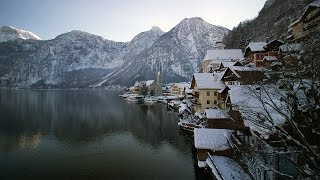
[
  {"x1": 170, "y1": 82, "x2": 189, "y2": 96},
  {"x1": 244, "y1": 40, "x2": 283, "y2": 67},
  {"x1": 220, "y1": 66, "x2": 266, "y2": 85},
  {"x1": 191, "y1": 73, "x2": 226, "y2": 112},
  {"x1": 288, "y1": 1, "x2": 320, "y2": 42}
]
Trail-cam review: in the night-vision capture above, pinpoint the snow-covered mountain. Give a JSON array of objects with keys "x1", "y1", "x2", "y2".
[
  {"x1": 0, "y1": 26, "x2": 41, "y2": 42},
  {"x1": 103, "y1": 17, "x2": 229, "y2": 86},
  {"x1": 0, "y1": 18, "x2": 229, "y2": 88}
]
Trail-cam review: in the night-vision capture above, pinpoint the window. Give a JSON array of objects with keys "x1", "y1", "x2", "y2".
[
  {"x1": 207, "y1": 91, "x2": 210, "y2": 96},
  {"x1": 214, "y1": 100, "x2": 217, "y2": 104},
  {"x1": 207, "y1": 100, "x2": 210, "y2": 104},
  {"x1": 214, "y1": 91, "x2": 218, "y2": 96}
]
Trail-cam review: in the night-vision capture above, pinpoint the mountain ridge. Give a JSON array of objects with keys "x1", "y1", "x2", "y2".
[{"x1": 0, "y1": 17, "x2": 229, "y2": 88}]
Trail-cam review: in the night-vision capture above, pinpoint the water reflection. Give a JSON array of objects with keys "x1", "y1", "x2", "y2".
[{"x1": 0, "y1": 89, "x2": 204, "y2": 179}]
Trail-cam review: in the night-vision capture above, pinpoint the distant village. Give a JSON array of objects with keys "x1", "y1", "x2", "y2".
[{"x1": 119, "y1": 2, "x2": 320, "y2": 180}]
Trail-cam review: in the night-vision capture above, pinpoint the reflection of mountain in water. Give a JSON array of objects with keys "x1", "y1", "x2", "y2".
[{"x1": 0, "y1": 89, "x2": 189, "y2": 152}]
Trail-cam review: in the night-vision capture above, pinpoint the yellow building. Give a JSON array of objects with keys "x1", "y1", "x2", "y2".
[
  {"x1": 170, "y1": 82, "x2": 190, "y2": 96},
  {"x1": 288, "y1": 1, "x2": 320, "y2": 41},
  {"x1": 191, "y1": 73, "x2": 226, "y2": 112}
]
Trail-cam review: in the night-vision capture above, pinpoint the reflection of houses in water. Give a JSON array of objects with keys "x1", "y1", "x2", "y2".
[
  {"x1": 19, "y1": 132, "x2": 42, "y2": 149},
  {"x1": 0, "y1": 132, "x2": 42, "y2": 152}
]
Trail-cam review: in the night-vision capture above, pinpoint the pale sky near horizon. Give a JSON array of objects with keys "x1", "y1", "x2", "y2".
[{"x1": 0, "y1": 0, "x2": 267, "y2": 42}]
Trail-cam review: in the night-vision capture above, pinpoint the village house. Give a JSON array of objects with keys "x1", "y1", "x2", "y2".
[
  {"x1": 129, "y1": 80, "x2": 157, "y2": 95},
  {"x1": 169, "y1": 82, "x2": 190, "y2": 97},
  {"x1": 194, "y1": 128, "x2": 233, "y2": 167},
  {"x1": 202, "y1": 49, "x2": 243, "y2": 73},
  {"x1": 204, "y1": 108, "x2": 246, "y2": 130},
  {"x1": 190, "y1": 73, "x2": 227, "y2": 112},
  {"x1": 204, "y1": 108, "x2": 230, "y2": 129},
  {"x1": 220, "y1": 66, "x2": 266, "y2": 85},
  {"x1": 244, "y1": 40, "x2": 283, "y2": 68},
  {"x1": 287, "y1": 0, "x2": 320, "y2": 42}
]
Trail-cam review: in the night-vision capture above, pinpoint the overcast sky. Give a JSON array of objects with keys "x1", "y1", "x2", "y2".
[{"x1": 0, "y1": 0, "x2": 267, "y2": 42}]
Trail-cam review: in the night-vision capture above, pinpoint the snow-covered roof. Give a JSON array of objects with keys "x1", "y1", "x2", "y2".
[
  {"x1": 146, "y1": 80, "x2": 154, "y2": 86},
  {"x1": 193, "y1": 73, "x2": 226, "y2": 90},
  {"x1": 246, "y1": 42, "x2": 267, "y2": 52},
  {"x1": 228, "y1": 85, "x2": 288, "y2": 139},
  {"x1": 220, "y1": 61, "x2": 238, "y2": 68},
  {"x1": 230, "y1": 66, "x2": 265, "y2": 72},
  {"x1": 203, "y1": 49, "x2": 243, "y2": 62},
  {"x1": 175, "y1": 82, "x2": 190, "y2": 89},
  {"x1": 185, "y1": 87, "x2": 192, "y2": 94},
  {"x1": 206, "y1": 155, "x2": 251, "y2": 180},
  {"x1": 263, "y1": 56, "x2": 278, "y2": 62},
  {"x1": 222, "y1": 67, "x2": 241, "y2": 79},
  {"x1": 194, "y1": 128, "x2": 232, "y2": 150},
  {"x1": 195, "y1": 112, "x2": 206, "y2": 119},
  {"x1": 205, "y1": 109, "x2": 229, "y2": 119},
  {"x1": 179, "y1": 103, "x2": 191, "y2": 114}
]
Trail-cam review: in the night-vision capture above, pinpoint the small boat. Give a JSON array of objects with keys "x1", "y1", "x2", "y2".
[
  {"x1": 178, "y1": 116, "x2": 206, "y2": 134},
  {"x1": 168, "y1": 100, "x2": 183, "y2": 111},
  {"x1": 126, "y1": 94, "x2": 144, "y2": 103},
  {"x1": 144, "y1": 96, "x2": 159, "y2": 104},
  {"x1": 119, "y1": 92, "x2": 134, "y2": 98}
]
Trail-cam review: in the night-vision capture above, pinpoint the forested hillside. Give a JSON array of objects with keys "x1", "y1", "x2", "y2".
[{"x1": 223, "y1": 0, "x2": 315, "y2": 49}]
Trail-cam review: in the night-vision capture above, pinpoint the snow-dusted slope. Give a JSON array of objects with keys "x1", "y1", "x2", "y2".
[
  {"x1": 0, "y1": 18, "x2": 229, "y2": 88},
  {"x1": 0, "y1": 26, "x2": 41, "y2": 42},
  {"x1": 0, "y1": 27, "x2": 164, "y2": 88},
  {"x1": 104, "y1": 17, "x2": 229, "y2": 86}
]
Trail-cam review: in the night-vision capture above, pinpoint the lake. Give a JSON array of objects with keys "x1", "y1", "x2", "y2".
[{"x1": 0, "y1": 89, "x2": 210, "y2": 180}]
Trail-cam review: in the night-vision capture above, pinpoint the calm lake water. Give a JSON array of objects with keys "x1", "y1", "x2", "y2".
[{"x1": 0, "y1": 89, "x2": 210, "y2": 180}]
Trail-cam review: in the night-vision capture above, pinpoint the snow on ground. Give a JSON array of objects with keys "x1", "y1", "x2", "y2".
[
  {"x1": 206, "y1": 155, "x2": 251, "y2": 180},
  {"x1": 228, "y1": 85, "x2": 288, "y2": 139},
  {"x1": 205, "y1": 109, "x2": 229, "y2": 119}
]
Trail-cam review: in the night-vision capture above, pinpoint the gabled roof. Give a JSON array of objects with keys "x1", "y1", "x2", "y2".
[
  {"x1": 146, "y1": 80, "x2": 155, "y2": 86},
  {"x1": 203, "y1": 49, "x2": 243, "y2": 62},
  {"x1": 219, "y1": 61, "x2": 242, "y2": 69},
  {"x1": 245, "y1": 42, "x2": 267, "y2": 52},
  {"x1": 263, "y1": 39, "x2": 284, "y2": 51},
  {"x1": 205, "y1": 109, "x2": 229, "y2": 119},
  {"x1": 220, "y1": 67, "x2": 241, "y2": 80},
  {"x1": 192, "y1": 73, "x2": 226, "y2": 90}
]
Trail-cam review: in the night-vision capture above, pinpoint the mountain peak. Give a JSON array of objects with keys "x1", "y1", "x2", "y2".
[
  {"x1": 0, "y1": 26, "x2": 41, "y2": 42},
  {"x1": 55, "y1": 30, "x2": 105, "y2": 41},
  {"x1": 150, "y1": 26, "x2": 163, "y2": 33},
  {"x1": 183, "y1": 17, "x2": 204, "y2": 22}
]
